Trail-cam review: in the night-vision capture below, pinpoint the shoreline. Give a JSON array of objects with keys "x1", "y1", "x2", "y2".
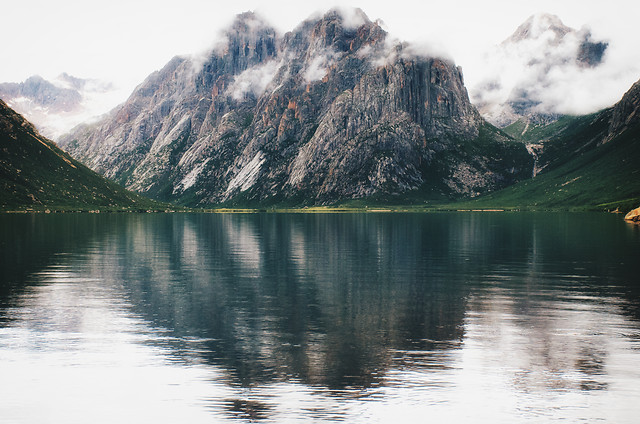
[{"x1": 0, "y1": 207, "x2": 629, "y2": 214}]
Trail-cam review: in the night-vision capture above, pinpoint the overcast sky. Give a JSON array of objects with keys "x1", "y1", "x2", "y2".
[{"x1": 3, "y1": 0, "x2": 639, "y2": 109}]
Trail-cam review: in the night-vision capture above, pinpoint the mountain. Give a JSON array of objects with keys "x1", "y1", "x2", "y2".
[
  {"x1": 0, "y1": 74, "x2": 119, "y2": 139},
  {"x1": 59, "y1": 9, "x2": 532, "y2": 207},
  {"x1": 0, "y1": 99, "x2": 162, "y2": 211},
  {"x1": 471, "y1": 13, "x2": 609, "y2": 128},
  {"x1": 460, "y1": 78, "x2": 640, "y2": 211}
]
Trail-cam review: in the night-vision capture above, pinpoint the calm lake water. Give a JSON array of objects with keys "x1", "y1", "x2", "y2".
[{"x1": 1, "y1": 212, "x2": 640, "y2": 423}]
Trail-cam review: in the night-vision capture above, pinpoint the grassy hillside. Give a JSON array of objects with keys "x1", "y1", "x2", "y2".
[
  {"x1": 502, "y1": 115, "x2": 593, "y2": 143},
  {"x1": 0, "y1": 100, "x2": 167, "y2": 212},
  {"x1": 464, "y1": 85, "x2": 640, "y2": 213},
  {"x1": 453, "y1": 123, "x2": 640, "y2": 212}
]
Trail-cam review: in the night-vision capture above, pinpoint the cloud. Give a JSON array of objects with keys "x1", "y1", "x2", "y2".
[
  {"x1": 400, "y1": 40, "x2": 453, "y2": 63},
  {"x1": 469, "y1": 14, "x2": 640, "y2": 124},
  {"x1": 303, "y1": 49, "x2": 341, "y2": 83},
  {"x1": 333, "y1": 6, "x2": 370, "y2": 30},
  {"x1": 226, "y1": 59, "x2": 281, "y2": 100},
  {"x1": 362, "y1": 35, "x2": 453, "y2": 70},
  {"x1": 364, "y1": 36, "x2": 400, "y2": 68}
]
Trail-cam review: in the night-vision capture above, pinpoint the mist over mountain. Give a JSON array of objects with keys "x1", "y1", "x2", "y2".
[
  {"x1": 470, "y1": 13, "x2": 623, "y2": 127},
  {"x1": 0, "y1": 74, "x2": 122, "y2": 139},
  {"x1": 59, "y1": 9, "x2": 532, "y2": 207}
]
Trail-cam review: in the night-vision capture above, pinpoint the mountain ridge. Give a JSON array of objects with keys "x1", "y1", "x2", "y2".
[
  {"x1": 60, "y1": 9, "x2": 532, "y2": 207},
  {"x1": 0, "y1": 74, "x2": 119, "y2": 139}
]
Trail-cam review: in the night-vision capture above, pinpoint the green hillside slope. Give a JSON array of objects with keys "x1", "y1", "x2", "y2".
[
  {"x1": 456, "y1": 124, "x2": 640, "y2": 211},
  {"x1": 0, "y1": 100, "x2": 164, "y2": 211}
]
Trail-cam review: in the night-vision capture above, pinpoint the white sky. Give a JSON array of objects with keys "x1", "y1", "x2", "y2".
[{"x1": 3, "y1": 0, "x2": 639, "y2": 106}]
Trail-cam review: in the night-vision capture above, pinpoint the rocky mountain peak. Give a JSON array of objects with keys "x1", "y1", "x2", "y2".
[
  {"x1": 211, "y1": 12, "x2": 279, "y2": 71},
  {"x1": 286, "y1": 8, "x2": 385, "y2": 56},
  {"x1": 229, "y1": 11, "x2": 269, "y2": 30},
  {"x1": 504, "y1": 13, "x2": 571, "y2": 44},
  {"x1": 501, "y1": 13, "x2": 607, "y2": 67},
  {"x1": 3, "y1": 75, "x2": 82, "y2": 110},
  {"x1": 311, "y1": 8, "x2": 372, "y2": 34},
  {"x1": 223, "y1": 11, "x2": 277, "y2": 45},
  {"x1": 60, "y1": 9, "x2": 532, "y2": 206}
]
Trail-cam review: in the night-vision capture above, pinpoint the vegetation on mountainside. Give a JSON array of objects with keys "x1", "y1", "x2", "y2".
[
  {"x1": 449, "y1": 122, "x2": 640, "y2": 212},
  {"x1": 0, "y1": 101, "x2": 168, "y2": 212}
]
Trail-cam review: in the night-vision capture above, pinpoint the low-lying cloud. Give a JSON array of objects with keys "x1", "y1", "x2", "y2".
[
  {"x1": 303, "y1": 49, "x2": 341, "y2": 83},
  {"x1": 226, "y1": 59, "x2": 281, "y2": 100},
  {"x1": 469, "y1": 13, "x2": 640, "y2": 125}
]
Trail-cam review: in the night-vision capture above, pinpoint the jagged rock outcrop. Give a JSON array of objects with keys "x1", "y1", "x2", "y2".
[
  {"x1": 60, "y1": 9, "x2": 532, "y2": 206},
  {"x1": 625, "y1": 207, "x2": 640, "y2": 222}
]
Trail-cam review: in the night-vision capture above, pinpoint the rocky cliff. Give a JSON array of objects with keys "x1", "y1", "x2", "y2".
[{"x1": 60, "y1": 9, "x2": 532, "y2": 206}]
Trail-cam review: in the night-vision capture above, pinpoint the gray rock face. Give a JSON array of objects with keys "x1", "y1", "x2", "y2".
[
  {"x1": 606, "y1": 79, "x2": 640, "y2": 142},
  {"x1": 60, "y1": 9, "x2": 532, "y2": 206}
]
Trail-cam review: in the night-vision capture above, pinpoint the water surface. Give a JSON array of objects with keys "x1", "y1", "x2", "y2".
[{"x1": 1, "y1": 212, "x2": 639, "y2": 423}]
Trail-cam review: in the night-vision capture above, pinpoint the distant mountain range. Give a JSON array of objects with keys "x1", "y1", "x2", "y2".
[
  {"x1": 0, "y1": 99, "x2": 161, "y2": 211},
  {"x1": 0, "y1": 14, "x2": 621, "y2": 141},
  {"x1": 2, "y1": 9, "x2": 638, "y2": 212},
  {"x1": 59, "y1": 9, "x2": 532, "y2": 207},
  {"x1": 0, "y1": 74, "x2": 119, "y2": 139}
]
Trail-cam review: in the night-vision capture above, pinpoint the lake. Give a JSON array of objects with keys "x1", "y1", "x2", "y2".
[{"x1": 1, "y1": 212, "x2": 639, "y2": 423}]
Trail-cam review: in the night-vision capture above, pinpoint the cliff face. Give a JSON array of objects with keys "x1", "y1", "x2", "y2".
[{"x1": 60, "y1": 9, "x2": 531, "y2": 206}]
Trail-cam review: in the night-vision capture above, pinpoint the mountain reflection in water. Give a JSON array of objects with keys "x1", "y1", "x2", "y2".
[{"x1": 1, "y1": 212, "x2": 639, "y2": 423}]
